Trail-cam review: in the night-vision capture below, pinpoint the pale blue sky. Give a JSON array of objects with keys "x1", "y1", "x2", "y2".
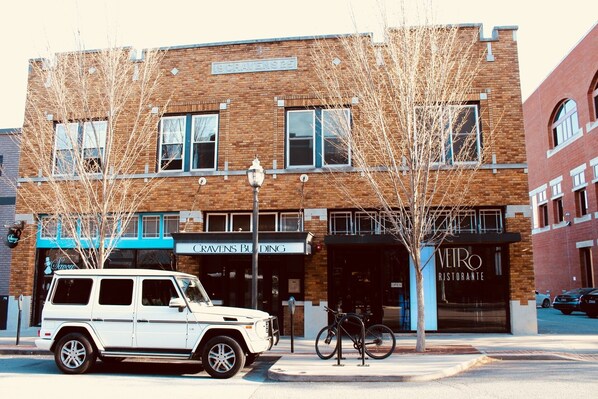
[{"x1": 0, "y1": 0, "x2": 596, "y2": 128}]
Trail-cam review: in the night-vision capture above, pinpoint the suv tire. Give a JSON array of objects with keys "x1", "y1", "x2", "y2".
[
  {"x1": 55, "y1": 333, "x2": 97, "y2": 374},
  {"x1": 202, "y1": 336, "x2": 246, "y2": 379}
]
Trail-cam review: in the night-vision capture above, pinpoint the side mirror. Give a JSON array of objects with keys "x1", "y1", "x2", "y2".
[{"x1": 169, "y1": 297, "x2": 187, "y2": 312}]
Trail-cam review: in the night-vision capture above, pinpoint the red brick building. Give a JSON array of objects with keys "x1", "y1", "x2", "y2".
[
  {"x1": 523, "y1": 23, "x2": 598, "y2": 299},
  {"x1": 9, "y1": 24, "x2": 535, "y2": 336}
]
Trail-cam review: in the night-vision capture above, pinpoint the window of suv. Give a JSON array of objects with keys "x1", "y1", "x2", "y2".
[
  {"x1": 141, "y1": 279, "x2": 180, "y2": 306},
  {"x1": 52, "y1": 278, "x2": 93, "y2": 305},
  {"x1": 99, "y1": 279, "x2": 134, "y2": 306}
]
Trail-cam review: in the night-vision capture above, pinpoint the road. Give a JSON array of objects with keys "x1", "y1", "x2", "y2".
[
  {"x1": 1, "y1": 355, "x2": 597, "y2": 399},
  {"x1": 537, "y1": 307, "x2": 598, "y2": 334}
]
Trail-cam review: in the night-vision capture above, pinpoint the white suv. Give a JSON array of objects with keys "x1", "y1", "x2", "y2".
[{"x1": 35, "y1": 269, "x2": 279, "y2": 379}]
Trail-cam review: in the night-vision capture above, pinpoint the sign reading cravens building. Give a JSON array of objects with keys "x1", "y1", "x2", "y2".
[
  {"x1": 436, "y1": 247, "x2": 484, "y2": 282},
  {"x1": 211, "y1": 57, "x2": 297, "y2": 75},
  {"x1": 176, "y1": 242, "x2": 308, "y2": 255}
]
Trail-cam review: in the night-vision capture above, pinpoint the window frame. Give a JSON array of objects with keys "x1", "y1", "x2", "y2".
[
  {"x1": 231, "y1": 213, "x2": 252, "y2": 232},
  {"x1": 321, "y1": 108, "x2": 351, "y2": 167},
  {"x1": 206, "y1": 213, "x2": 228, "y2": 232},
  {"x1": 479, "y1": 209, "x2": 503, "y2": 233},
  {"x1": 121, "y1": 215, "x2": 139, "y2": 239},
  {"x1": 52, "y1": 121, "x2": 107, "y2": 176},
  {"x1": 329, "y1": 211, "x2": 353, "y2": 235},
  {"x1": 448, "y1": 104, "x2": 482, "y2": 165},
  {"x1": 280, "y1": 212, "x2": 303, "y2": 232},
  {"x1": 190, "y1": 113, "x2": 219, "y2": 171},
  {"x1": 286, "y1": 109, "x2": 316, "y2": 168},
  {"x1": 163, "y1": 214, "x2": 180, "y2": 238},
  {"x1": 552, "y1": 99, "x2": 579, "y2": 147},
  {"x1": 158, "y1": 115, "x2": 186, "y2": 172},
  {"x1": 142, "y1": 215, "x2": 161, "y2": 238}
]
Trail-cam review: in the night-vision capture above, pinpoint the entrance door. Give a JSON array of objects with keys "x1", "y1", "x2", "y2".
[{"x1": 329, "y1": 247, "x2": 410, "y2": 331}]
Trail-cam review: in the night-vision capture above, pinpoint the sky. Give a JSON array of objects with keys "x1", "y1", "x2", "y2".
[{"x1": 0, "y1": 0, "x2": 596, "y2": 128}]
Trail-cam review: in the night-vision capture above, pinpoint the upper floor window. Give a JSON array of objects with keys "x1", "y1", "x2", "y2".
[
  {"x1": 286, "y1": 108, "x2": 351, "y2": 168},
  {"x1": 159, "y1": 113, "x2": 218, "y2": 172},
  {"x1": 552, "y1": 99, "x2": 579, "y2": 147},
  {"x1": 0, "y1": 155, "x2": 3, "y2": 176},
  {"x1": 53, "y1": 121, "x2": 107, "y2": 175},
  {"x1": 592, "y1": 78, "x2": 598, "y2": 120},
  {"x1": 415, "y1": 104, "x2": 481, "y2": 165},
  {"x1": 205, "y1": 212, "x2": 303, "y2": 232}
]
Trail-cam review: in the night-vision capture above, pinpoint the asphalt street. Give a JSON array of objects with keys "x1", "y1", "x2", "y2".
[{"x1": 537, "y1": 307, "x2": 598, "y2": 334}]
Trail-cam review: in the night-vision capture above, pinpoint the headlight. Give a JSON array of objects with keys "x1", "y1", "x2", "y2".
[{"x1": 254, "y1": 320, "x2": 269, "y2": 339}]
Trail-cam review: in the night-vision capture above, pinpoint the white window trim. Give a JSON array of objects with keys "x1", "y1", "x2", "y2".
[
  {"x1": 280, "y1": 212, "x2": 303, "y2": 232},
  {"x1": 321, "y1": 108, "x2": 351, "y2": 167},
  {"x1": 121, "y1": 215, "x2": 139, "y2": 239},
  {"x1": 546, "y1": 128, "x2": 583, "y2": 158},
  {"x1": 206, "y1": 213, "x2": 228, "y2": 232},
  {"x1": 590, "y1": 157, "x2": 598, "y2": 183},
  {"x1": 190, "y1": 114, "x2": 218, "y2": 171},
  {"x1": 449, "y1": 104, "x2": 482, "y2": 166},
  {"x1": 163, "y1": 214, "x2": 180, "y2": 238},
  {"x1": 286, "y1": 109, "x2": 316, "y2": 168},
  {"x1": 479, "y1": 209, "x2": 503, "y2": 233},
  {"x1": 231, "y1": 212, "x2": 252, "y2": 232},
  {"x1": 40, "y1": 216, "x2": 58, "y2": 239},
  {"x1": 141, "y1": 215, "x2": 161, "y2": 238},
  {"x1": 258, "y1": 212, "x2": 278, "y2": 232},
  {"x1": 329, "y1": 211, "x2": 353, "y2": 235},
  {"x1": 159, "y1": 115, "x2": 186, "y2": 172},
  {"x1": 355, "y1": 211, "x2": 378, "y2": 234}
]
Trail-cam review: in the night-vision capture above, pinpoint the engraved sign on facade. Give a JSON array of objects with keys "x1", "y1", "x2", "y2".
[
  {"x1": 211, "y1": 57, "x2": 298, "y2": 75},
  {"x1": 176, "y1": 241, "x2": 309, "y2": 255}
]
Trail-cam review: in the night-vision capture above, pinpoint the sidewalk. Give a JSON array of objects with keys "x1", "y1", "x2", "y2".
[{"x1": 2, "y1": 330, "x2": 598, "y2": 381}]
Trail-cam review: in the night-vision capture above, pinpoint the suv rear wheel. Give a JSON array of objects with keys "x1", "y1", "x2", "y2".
[
  {"x1": 202, "y1": 336, "x2": 245, "y2": 379},
  {"x1": 54, "y1": 333, "x2": 97, "y2": 374}
]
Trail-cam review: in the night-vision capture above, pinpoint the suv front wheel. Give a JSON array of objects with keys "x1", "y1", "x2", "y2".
[
  {"x1": 54, "y1": 333, "x2": 97, "y2": 374},
  {"x1": 202, "y1": 336, "x2": 245, "y2": 379}
]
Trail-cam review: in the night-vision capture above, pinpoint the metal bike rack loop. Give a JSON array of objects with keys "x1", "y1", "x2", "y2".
[{"x1": 334, "y1": 314, "x2": 368, "y2": 367}]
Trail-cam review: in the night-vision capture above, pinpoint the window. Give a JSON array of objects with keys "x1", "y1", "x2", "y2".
[
  {"x1": 553, "y1": 198, "x2": 564, "y2": 223},
  {"x1": 53, "y1": 121, "x2": 107, "y2": 175},
  {"x1": 286, "y1": 108, "x2": 351, "y2": 168},
  {"x1": 142, "y1": 215, "x2": 160, "y2": 238},
  {"x1": 163, "y1": 215, "x2": 179, "y2": 237},
  {"x1": 479, "y1": 209, "x2": 503, "y2": 233},
  {"x1": 280, "y1": 213, "x2": 302, "y2": 232},
  {"x1": 415, "y1": 104, "x2": 481, "y2": 164},
  {"x1": 81, "y1": 216, "x2": 99, "y2": 238},
  {"x1": 287, "y1": 110, "x2": 315, "y2": 167},
  {"x1": 552, "y1": 99, "x2": 579, "y2": 147},
  {"x1": 99, "y1": 279, "x2": 134, "y2": 306},
  {"x1": 191, "y1": 114, "x2": 218, "y2": 170},
  {"x1": 231, "y1": 213, "x2": 251, "y2": 232},
  {"x1": 538, "y1": 203, "x2": 549, "y2": 228},
  {"x1": 355, "y1": 212, "x2": 377, "y2": 234},
  {"x1": 0, "y1": 155, "x2": 3, "y2": 176},
  {"x1": 593, "y1": 80, "x2": 598, "y2": 120},
  {"x1": 329, "y1": 212, "x2": 352, "y2": 235},
  {"x1": 433, "y1": 210, "x2": 451, "y2": 232},
  {"x1": 322, "y1": 108, "x2": 351, "y2": 166},
  {"x1": 102, "y1": 216, "x2": 116, "y2": 238},
  {"x1": 258, "y1": 213, "x2": 277, "y2": 231},
  {"x1": 576, "y1": 189, "x2": 588, "y2": 217},
  {"x1": 159, "y1": 116, "x2": 185, "y2": 171},
  {"x1": 122, "y1": 216, "x2": 139, "y2": 238},
  {"x1": 40, "y1": 217, "x2": 57, "y2": 238},
  {"x1": 206, "y1": 214, "x2": 228, "y2": 232},
  {"x1": 456, "y1": 210, "x2": 476, "y2": 232},
  {"x1": 141, "y1": 279, "x2": 179, "y2": 307},
  {"x1": 52, "y1": 278, "x2": 93, "y2": 305}
]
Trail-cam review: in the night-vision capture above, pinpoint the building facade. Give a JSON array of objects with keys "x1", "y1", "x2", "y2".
[
  {"x1": 1, "y1": 128, "x2": 20, "y2": 330},
  {"x1": 524, "y1": 23, "x2": 598, "y2": 298},
  {"x1": 10, "y1": 24, "x2": 535, "y2": 336}
]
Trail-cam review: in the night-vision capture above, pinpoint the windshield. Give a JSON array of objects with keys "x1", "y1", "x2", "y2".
[{"x1": 176, "y1": 277, "x2": 211, "y2": 305}]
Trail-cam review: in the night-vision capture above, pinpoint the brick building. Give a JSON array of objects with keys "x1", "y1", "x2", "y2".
[
  {"x1": 524, "y1": 23, "x2": 598, "y2": 299},
  {"x1": 1, "y1": 128, "x2": 20, "y2": 330},
  {"x1": 9, "y1": 24, "x2": 535, "y2": 336}
]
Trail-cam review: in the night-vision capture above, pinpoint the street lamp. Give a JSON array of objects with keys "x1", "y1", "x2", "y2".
[{"x1": 247, "y1": 158, "x2": 265, "y2": 309}]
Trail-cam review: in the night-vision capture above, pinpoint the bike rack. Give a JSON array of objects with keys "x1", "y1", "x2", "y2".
[{"x1": 334, "y1": 314, "x2": 368, "y2": 367}]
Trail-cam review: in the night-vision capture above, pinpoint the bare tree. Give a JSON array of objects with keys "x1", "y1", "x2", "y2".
[
  {"x1": 16, "y1": 45, "x2": 170, "y2": 269},
  {"x1": 313, "y1": 15, "x2": 488, "y2": 351}
]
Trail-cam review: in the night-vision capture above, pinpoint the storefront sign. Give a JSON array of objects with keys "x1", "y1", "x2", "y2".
[
  {"x1": 211, "y1": 57, "x2": 297, "y2": 75},
  {"x1": 5, "y1": 229, "x2": 21, "y2": 248},
  {"x1": 43, "y1": 256, "x2": 79, "y2": 275},
  {"x1": 176, "y1": 241, "x2": 308, "y2": 255},
  {"x1": 437, "y1": 247, "x2": 484, "y2": 282}
]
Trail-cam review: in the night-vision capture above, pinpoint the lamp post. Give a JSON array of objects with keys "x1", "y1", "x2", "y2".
[{"x1": 247, "y1": 158, "x2": 265, "y2": 309}]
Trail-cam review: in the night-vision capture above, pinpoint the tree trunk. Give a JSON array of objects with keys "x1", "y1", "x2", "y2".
[{"x1": 414, "y1": 249, "x2": 426, "y2": 352}]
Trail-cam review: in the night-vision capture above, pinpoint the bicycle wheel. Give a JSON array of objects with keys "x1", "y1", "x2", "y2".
[
  {"x1": 315, "y1": 326, "x2": 338, "y2": 359},
  {"x1": 363, "y1": 324, "x2": 395, "y2": 359}
]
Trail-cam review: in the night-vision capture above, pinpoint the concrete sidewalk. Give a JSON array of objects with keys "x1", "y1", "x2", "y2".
[{"x1": 2, "y1": 330, "x2": 598, "y2": 382}]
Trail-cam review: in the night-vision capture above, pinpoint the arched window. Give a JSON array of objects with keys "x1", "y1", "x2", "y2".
[
  {"x1": 592, "y1": 78, "x2": 598, "y2": 120},
  {"x1": 551, "y1": 99, "x2": 579, "y2": 147}
]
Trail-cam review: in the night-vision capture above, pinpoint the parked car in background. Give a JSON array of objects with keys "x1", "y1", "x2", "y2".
[
  {"x1": 535, "y1": 291, "x2": 551, "y2": 308},
  {"x1": 580, "y1": 289, "x2": 598, "y2": 318},
  {"x1": 553, "y1": 288, "x2": 596, "y2": 315}
]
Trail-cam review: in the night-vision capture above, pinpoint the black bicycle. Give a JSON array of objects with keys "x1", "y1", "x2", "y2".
[{"x1": 315, "y1": 306, "x2": 396, "y2": 360}]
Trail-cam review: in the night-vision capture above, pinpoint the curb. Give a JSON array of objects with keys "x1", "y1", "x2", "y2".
[
  {"x1": 267, "y1": 355, "x2": 491, "y2": 382},
  {"x1": 0, "y1": 348, "x2": 50, "y2": 356}
]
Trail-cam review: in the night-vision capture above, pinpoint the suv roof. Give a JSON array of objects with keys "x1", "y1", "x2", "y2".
[{"x1": 53, "y1": 269, "x2": 193, "y2": 278}]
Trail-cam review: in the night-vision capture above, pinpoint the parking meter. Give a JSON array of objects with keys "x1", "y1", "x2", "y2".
[
  {"x1": 16, "y1": 295, "x2": 23, "y2": 346},
  {"x1": 288, "y1": 296, "x2": 296, "y2": 353}
]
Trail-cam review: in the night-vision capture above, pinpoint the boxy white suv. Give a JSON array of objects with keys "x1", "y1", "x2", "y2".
[{"x1": 35, "y1": 269, "x2": 279, "y2": 379}]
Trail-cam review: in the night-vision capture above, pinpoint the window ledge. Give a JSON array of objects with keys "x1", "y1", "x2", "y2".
[
  {"x1": 552, "y1": 221, "x2": 569, "y2": 230},
  {"x1": 546, "y1": 129, "x2": 584, "y2": 158},
  {"x1": 587, "y1": 120, "x2": 598, "y2": 133},
  {"x1": 574, "y1": 214, "x2": 592, "y2": 224},
  {"x1": 532, "y1": 226, "x2": 551, "y2": 235}
]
